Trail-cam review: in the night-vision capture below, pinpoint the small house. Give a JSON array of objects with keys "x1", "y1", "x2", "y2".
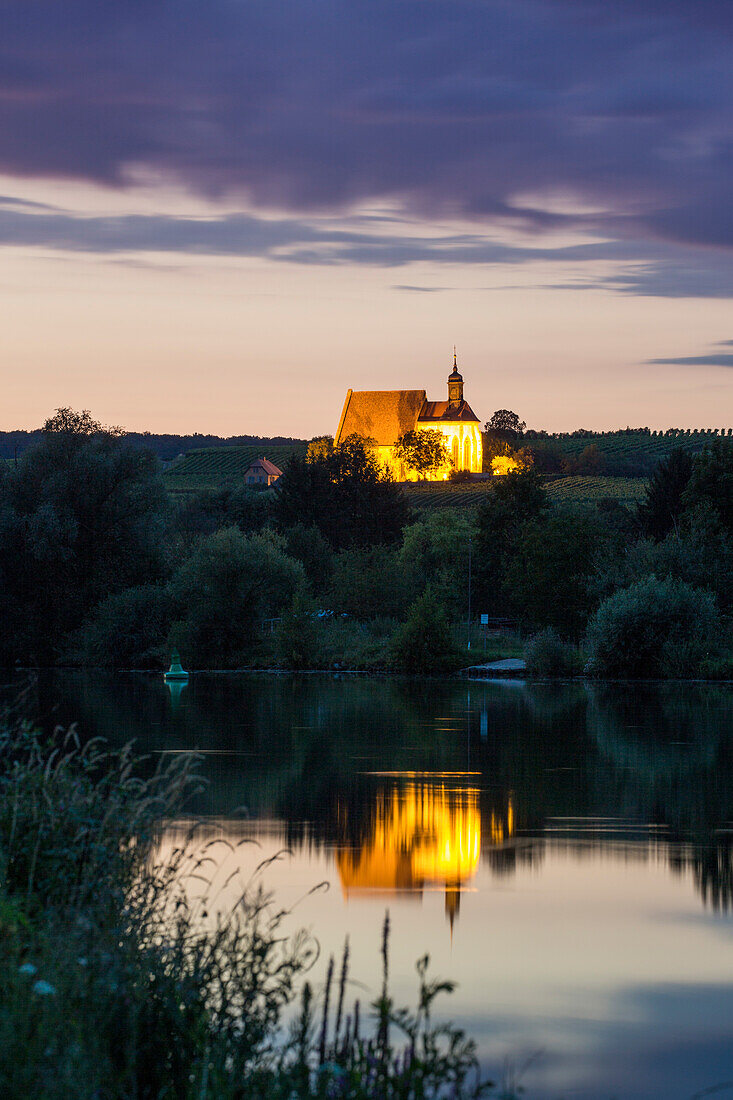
[{"x1": 244, "y1": 457, "x2": 283, "y2": 486}]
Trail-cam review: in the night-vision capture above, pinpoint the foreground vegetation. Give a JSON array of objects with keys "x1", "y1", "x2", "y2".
[
  {"x1": 0, "y1": 708, "x2": 499, "y2": 1099},
  {"x1": 0, "y1": 408, "x2": 731, "y2": 678}
]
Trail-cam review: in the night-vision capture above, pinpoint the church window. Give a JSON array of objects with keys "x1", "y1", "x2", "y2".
[
  {"x1": 463, "y1": 437, "x2": 471, "y2": 470},
  {"x1": 452, "y1": 437, "x2": 459, "y2": 468}
]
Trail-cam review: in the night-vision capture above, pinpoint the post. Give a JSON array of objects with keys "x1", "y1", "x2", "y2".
[{"x1": 467, "y1": 536, "x2": 473, "y2": 650}]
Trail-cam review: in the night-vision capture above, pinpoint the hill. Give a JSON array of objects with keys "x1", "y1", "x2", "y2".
[{"x1": 524, "y1": 427, "x2": 731, "y2": 476}]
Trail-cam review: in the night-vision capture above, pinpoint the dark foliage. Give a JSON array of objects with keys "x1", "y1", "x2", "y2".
[
  {"x1": 0, "y1": 429, "x2": 306, "y2": 461},
  {"x1": 390, "y1": 591, "x2": 461, "y2": 674},
  {"x1": 682, "y1": 440, "x2": 733, "y2": 535},
  {"x1": 168, "y1": 528, "x2": 304, "y2": 668},
  {"x1": 0, "y1": 413, "x2": 168, "y2": 664},
  {"x1": 472, "y1": 469, "x2": 547, "y2": 615},
  {"x1": 504, "y1": 509, "x2": 607, "y2": 637},
  {"x1": 483, "y1": 410, "x2": 526, "y2": 444},
  {"x1": 586, "y1": 575, "x2": 720, "y2": 678},
  {"x1": 275, "y1": 435, "x2": 410, "y2": 550},
  {"x1": 328, "y1": 545, "x2": 410, "y2": 621},
  {"x1": 637, "y1": 448, "x2": 694, "y2": 539},
  {"x1": 172, "y1": 484, "x2": 274, "y2": 550}
]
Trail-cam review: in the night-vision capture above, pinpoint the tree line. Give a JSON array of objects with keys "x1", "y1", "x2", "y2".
[{"x1": 0, "y1": 408, "x2": 731, "y2": 676}]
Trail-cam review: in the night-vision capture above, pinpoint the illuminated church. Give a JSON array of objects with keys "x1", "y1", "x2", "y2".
[{"x1": 335, "y1": 351, "x2": 483, "y2": 480}]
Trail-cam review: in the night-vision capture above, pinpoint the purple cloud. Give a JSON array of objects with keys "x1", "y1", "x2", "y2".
[{"x1": 0, "y1": 0, "x2": 730, "y2": 254}]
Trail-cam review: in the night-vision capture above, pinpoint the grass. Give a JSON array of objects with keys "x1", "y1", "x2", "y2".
[
  {"x1": 544, "y1": 475, "x2": 648, "y2": 506},
  {"x1": 400, "y1": 476, "x2": 648, "y2": 510},
  {"x1": 0, "y1": 702, "x2": 504, "y2": 1099}
]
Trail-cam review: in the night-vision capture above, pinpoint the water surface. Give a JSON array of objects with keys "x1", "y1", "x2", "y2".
[{"x1": 28, "y1": 672, "x2": 733, "y2": 1099}]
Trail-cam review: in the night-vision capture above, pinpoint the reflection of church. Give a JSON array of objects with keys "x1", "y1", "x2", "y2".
[
  {"x1": 335, "y1": 352, "x2": 483, "y2": 480},
  {"x1": 335, "y1": 778, "x2": 513, "y2": 930}
]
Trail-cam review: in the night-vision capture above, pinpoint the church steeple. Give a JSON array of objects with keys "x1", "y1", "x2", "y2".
[{"x1": 447, "y1": 346, "x2": 464, "y2": 405}]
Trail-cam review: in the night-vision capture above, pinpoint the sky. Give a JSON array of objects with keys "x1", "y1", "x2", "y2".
[{"x1": 1, "y1": 0, "x2": 732, "y2": 437}]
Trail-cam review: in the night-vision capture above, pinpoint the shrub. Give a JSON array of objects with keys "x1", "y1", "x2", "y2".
[
  {"x1": 524, "y1": 628, "x2": 582, "y2": 677},
  {"x1": 169, "y1": 528, "x2": 304, "y2": 667},
  {"x1": 585, "y1": 575, "x2": 720, "y2": 678},
  {"x1": 276, "y1": 592, "x2": 322, "y2": 670},
  {"x1": 67, "y1": 583, "x2": 172, "y2": 668},
  {"x1": 328, "y1": 545, "x2": 410, "y2": 621},
  {"x1": 390, "y1": 592, "x2": 460, "y2": 674}
]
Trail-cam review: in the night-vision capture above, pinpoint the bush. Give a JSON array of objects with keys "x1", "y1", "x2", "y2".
[
  {"x1": 328, "y1": 546, "x2": 410, "y2": 621},
  {"x1": 585, "y1": 575, "x2": 720, "y2": 678},
  {"x1": 390, "y1": 592, "x2": 461, "y2": 674},
  {"x1": 169, "y1": 528, "x2": 305, "y2": 668},
  {"x1": 275, "y1": 593, "x2": 322, "y2": 670},
  {"x1": 524, "y1": 628, "x2": 583, "y2": 677},
  {"x1": 67, "y1": 583, "x2": 173, "y2": 668}
]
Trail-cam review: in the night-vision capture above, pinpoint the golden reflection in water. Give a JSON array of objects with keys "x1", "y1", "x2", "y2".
[{"x1": 336, "y1": 779, "x2": 513, "y2": 928}]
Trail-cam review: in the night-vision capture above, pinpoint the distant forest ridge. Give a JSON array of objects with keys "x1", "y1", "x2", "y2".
[
  {"x1": 0, "y1": 430, "x2": 308, "y2": 461},
  {"x1": 0, "y1": 424, "x2": 730, "y2": 465}
]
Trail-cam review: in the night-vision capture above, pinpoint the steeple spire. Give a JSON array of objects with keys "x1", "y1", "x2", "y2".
[{"x1": 448, "y1": 346, "x2": 464, "y2": 405}]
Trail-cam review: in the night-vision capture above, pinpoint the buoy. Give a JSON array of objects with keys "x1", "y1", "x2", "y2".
[{"x1": 164, "y1": 649, "x2": 189, "y2": 682}]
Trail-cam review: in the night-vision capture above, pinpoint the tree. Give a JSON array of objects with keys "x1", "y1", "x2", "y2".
[
  {"x1": 394, "y1": 429, "x2": 450, "y2": 480},
  {"x1": 283, "y1": 523, "x2": 334, "y2": 594},
  {"x1": 168, "y1": 528, "x2": 305, "y2": 667},
  {"x1": 398, "y1": 511, "x2": 476, "y2": 607},
  {"x1": 471, "y1": 469, "x2": 547, "y2": 615},
  {"x1": 306, "y1": 435, "x2": 334, "y2": 462},
  {"x1": 42, "y1": 407, "x2": 124, "y2": 437},
  {"x1": 484, "y1": 410, "x2": 526, "y2": 443},
  {"x1": 637, "y1": 448, "x2": 693, "y2": 539},
  {"x1": 585, "y1": 575, "x2": 720, "y2": 678},
  {"x1": 683, "y1": 440, "x2": 733, "y2": 534},
  {"x1": 68, "y1": 584, "x2": 172, "y2": 668},
  {"x1": 328, "y1": 545, "x2": 409, "y2": 620},
  {"x1": 275, "y1": 591, "x2": 322, "y2": 669},
  {"x1": 275, "y1": 434, "x2": 410, "y2": 549},
  {"x1": 503, "y1": 509, "x2": 607, "y2": 636},
  {"x1": 0, "y1": 411, "x2": 168, "y2": 664},
  {"x1": 389, "y1": 591, "x2": 459, "y2": 673}
]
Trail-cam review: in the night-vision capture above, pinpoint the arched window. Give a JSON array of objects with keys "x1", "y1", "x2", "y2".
[
  {"x1": 452, "y1": 437, "x2": 460, "y2": 468},
  {"x1": 463, "y1": 436, "x2": 471, "y2": 471}
]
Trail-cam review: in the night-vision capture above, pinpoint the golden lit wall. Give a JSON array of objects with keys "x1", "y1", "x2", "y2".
[
  {"x1": 418, "y1": 422, "x2": 483, "y2": 478},
  {"x1": 377, "y1": 423, "x2": 483, "y2": 481}
]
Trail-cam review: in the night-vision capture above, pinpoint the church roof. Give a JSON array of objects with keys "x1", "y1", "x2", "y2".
[
  {"x1": 418, "y1": 399, "x2": 480, "y2": 424},
  {"x1": 336, "y1": 389, "x2": 427, "y2": 446}
]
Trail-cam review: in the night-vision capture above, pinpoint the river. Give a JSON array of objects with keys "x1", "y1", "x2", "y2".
[{"x1": 25, "y1": 672, "x2": 733, "y2": 1099}]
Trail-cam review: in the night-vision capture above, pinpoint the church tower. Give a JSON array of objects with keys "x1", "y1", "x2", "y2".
[{"x1": 447, "y1": 347, "x2": 464, "y2": 406}]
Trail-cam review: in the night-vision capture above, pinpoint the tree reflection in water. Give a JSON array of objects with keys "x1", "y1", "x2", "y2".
[{"x1": 20, "y1": 670, "x2": 733, "y2": 915}]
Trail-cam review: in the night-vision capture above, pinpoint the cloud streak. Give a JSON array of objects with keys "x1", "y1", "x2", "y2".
[
  {"x1": 646, "y1": 354, "x2": 733, "y2": 367},
  {"x1": 2, "y1": 201, "x2": 733, "y2": 297}
]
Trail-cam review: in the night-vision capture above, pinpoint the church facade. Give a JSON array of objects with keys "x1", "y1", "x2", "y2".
[{"x1": 334, "y1": 353, "x2": 483, "y2": 480}]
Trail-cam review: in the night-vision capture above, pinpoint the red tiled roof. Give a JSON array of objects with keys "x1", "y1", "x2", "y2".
[
  {"x1": 418, "y1": 400, "x2": 480, "y2": 424},
  {"x1": 245, "y1": 457, "x2": 283, "y2": 476}
]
